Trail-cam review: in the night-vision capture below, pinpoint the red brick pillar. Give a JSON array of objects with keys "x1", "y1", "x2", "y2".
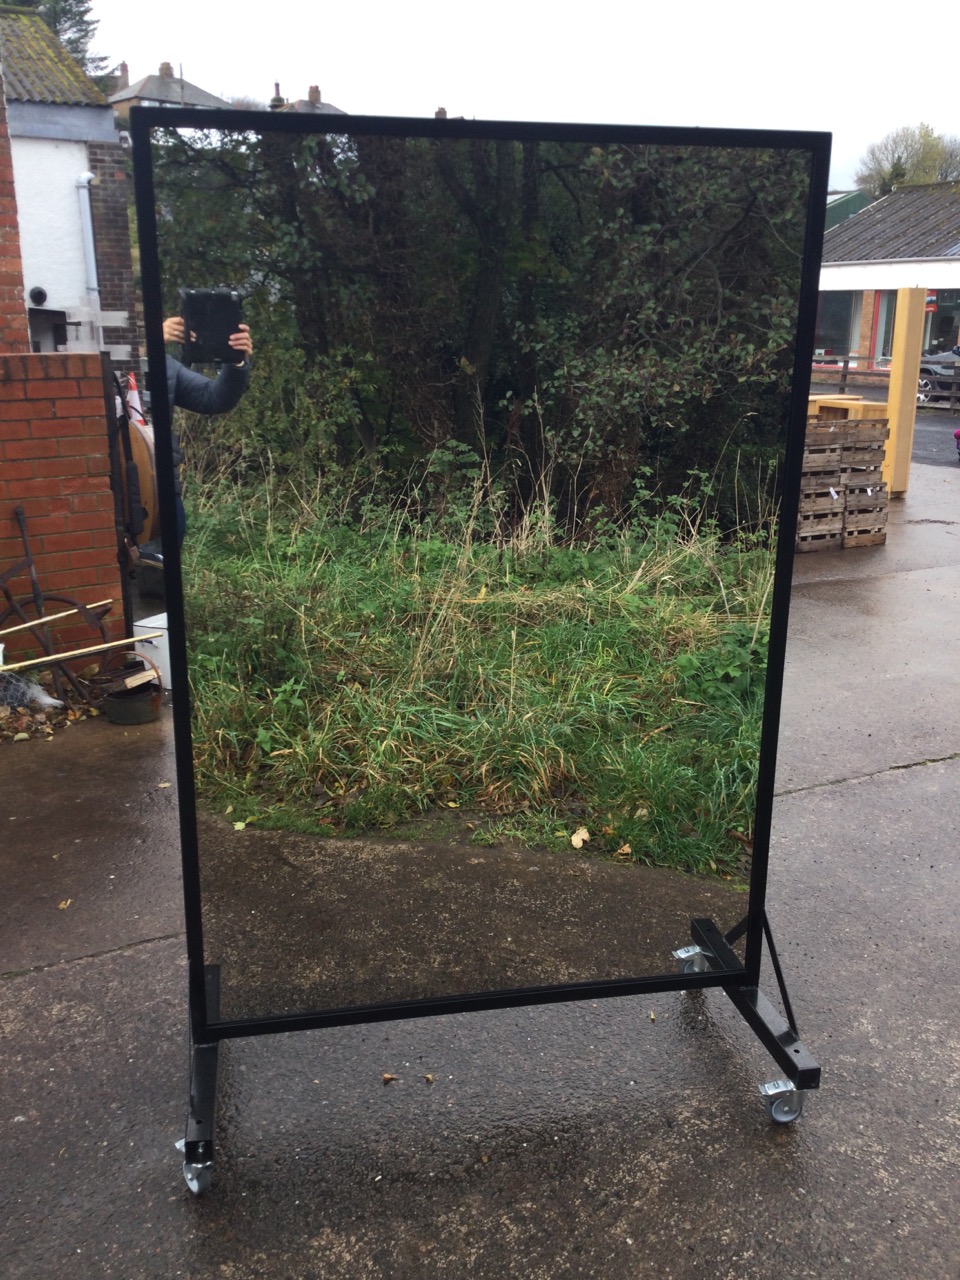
[
  {"x1": 0, "y1": 95, "x2": 28, "y2": 354},
  {"x1": 0, "y1": 354, "x2": 124, "y2": 661}
]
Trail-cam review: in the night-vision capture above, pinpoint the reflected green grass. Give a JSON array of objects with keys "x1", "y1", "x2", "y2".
[{"x1": 182, "y1": 476, "x2": 771, "y2": 877}]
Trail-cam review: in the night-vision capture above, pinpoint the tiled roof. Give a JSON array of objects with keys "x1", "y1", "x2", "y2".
[
  {"x1": 108, "y1": 71, "x2": 230, "y2": 110},
  {"x1": 823, "y1": 183, "x2": 960, "y2": 262},
  {"x1": 0, "y1": 10, "x2": 105, "y2": 106},
  {"x1": 269, "y1": 85, "x2": 346, "y2": 114},
  {"x1": 280, "y1": 99, "x2": 347, "y2": 115}
]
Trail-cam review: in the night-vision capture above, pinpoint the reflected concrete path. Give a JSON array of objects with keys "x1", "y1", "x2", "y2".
[{"x1": 2, "y1": 463, "x2": 960, "y2": 1278}]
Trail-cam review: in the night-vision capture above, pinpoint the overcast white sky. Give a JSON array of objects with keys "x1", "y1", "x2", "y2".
[{"x1": 90, "y1": 1, "x2": 935, "y2": 190}]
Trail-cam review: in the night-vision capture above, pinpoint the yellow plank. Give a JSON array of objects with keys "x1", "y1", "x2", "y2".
[
  {"x1": 0, "y1": 632, "x2": 163, "y2": 673},
  {"x1": 0, "y1": 599, "x2": 113, "y2": 639}
]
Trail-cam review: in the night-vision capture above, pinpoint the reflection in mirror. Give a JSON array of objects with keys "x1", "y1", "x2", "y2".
[{"x1": 151, "y1": 123, "x2": 814, "y2": 1020}]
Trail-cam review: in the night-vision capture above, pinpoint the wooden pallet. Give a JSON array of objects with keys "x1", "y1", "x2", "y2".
[
  {"x1": 806, "y1": 422, "x2": 853, "y2": 444},
  {"x1": 842, "y1": 444, "x2": 886, "y2": 468},
  {"x1": 843, "y1": 495, "x2": 888, "y2": 547},
  {"x1": 800, "y1": 470, "x2": 842, "y2": 491},
  {"x1": 842, "y1": 527, "x2": 887, "y2": 548},
  {"x1": 845, "y1": 480, "x2": 887, "y2": 506},
  {"x1": 847, "y1": 423, "x2": 889, "y2": 445},
  {"x1": 807, "y1": 418, "x2": 890, "y2": 447},
  {"x1": 799, "y1": 416, "x2": 890, "y2": 552},
  {"x1": 800, "y1": 491, "x2": 845, "y2": 514},
  {"x1": 797, "y1": 530, "x2": 842, "y2": 553},
  {"x1": 814, "y1": 419, "x2": 896, "y2": 440},
  {"x1": 798, "y1": 509, "x2": 843, "y2": 537},
  {"x1": 844, "y1": 496, "x2": 890, "y2": 522},
  {"x1": 802, "y1": 445, "x2": 844, "y2": 473},
  {"x1": 841, "y1": 466, "x2": 883, "y2": 488}
]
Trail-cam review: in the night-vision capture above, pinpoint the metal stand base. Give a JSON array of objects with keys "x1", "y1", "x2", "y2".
[
  {"x1": 179, "y1": 917, "x2": 821, "y2": 1191},
  {"x1": 675, "y1": 916, "x2": 821, "y2": 1123}
]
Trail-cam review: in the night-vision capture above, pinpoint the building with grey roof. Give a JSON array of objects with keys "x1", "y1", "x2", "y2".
[
  {"x1": 268, "y1": 83, "x2": 346, "y2": 114},
  {"x1": 0, "y1": 6, "x2": 138, "y2": 365},
  {"x1": 818, "y1": 183, "x2": 960, "y2": 363},
  {"x1": 108, "y1": 62, "x2": 232, "y2": 120}
]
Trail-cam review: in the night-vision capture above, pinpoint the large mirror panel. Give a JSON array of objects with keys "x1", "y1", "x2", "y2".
[{"x1": 142, "y1": 117, "x2": 819, "y2": 1022}]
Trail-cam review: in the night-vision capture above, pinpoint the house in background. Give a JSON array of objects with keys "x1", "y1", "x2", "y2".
[
  {"x1": 269, "y1": 83, "x2": 346, "y2": 114},
  {"x1": 0, "y1": 9, "x2": 153, "y2": 645},
  {"x1": 0, "y1": 6, "x2": 138, "y2": 369},
  {"x1": 107, "y1": 61, "x2": 232, "y2": 120},
  {"x1": 818, "y1": 183, "x2": 960, "y2": 366}
]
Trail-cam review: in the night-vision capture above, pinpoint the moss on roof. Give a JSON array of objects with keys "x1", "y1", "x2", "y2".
[{"x1": 0, "y1": 8, "x2": 106, "y2": 106}]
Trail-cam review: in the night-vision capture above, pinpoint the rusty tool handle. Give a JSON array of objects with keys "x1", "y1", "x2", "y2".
[{"x1": 14, "y1": 504, "x2": 46, "y2": 622}]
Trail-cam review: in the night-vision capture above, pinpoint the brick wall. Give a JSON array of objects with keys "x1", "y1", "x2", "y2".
[
  {"x1": 0, "y1": 353, "x2": 124, "y2": 662},
  {"x1": 0, "y1": 96, "x2": 28, "y2": 354},
  {"x1": 858, "y1": 291, "x2": 877, "y2": 364},
  {"x1": 87, "y1": 141, "x2": 140, "y2": 372}
]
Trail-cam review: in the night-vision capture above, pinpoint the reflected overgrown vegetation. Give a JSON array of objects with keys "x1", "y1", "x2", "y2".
[{"x1": 155, "y1": 126, "x2": 810, "y2": 876}]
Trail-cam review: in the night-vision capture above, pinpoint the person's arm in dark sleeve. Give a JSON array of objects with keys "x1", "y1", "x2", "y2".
[
  {"x1": 164, "y1": 319, "x2": 253, "y2": 416},
  {"x1": 170, "y1": 358, "x2": 250, "y2": 415}
]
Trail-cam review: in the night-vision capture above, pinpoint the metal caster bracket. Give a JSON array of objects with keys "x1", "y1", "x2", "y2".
[
  {"x1": 672, "y1": 943, "x2": 712, "y2": 974},
  {"x1": 176, "y1": 1136, "x2": 214, "y2": 1194},
  {"x1": 681, "y1": 917, "x2": 821, "y2": 1112},
  {"x1": 759, "y1": 1079, "x2": 805, "y2": 1124}
]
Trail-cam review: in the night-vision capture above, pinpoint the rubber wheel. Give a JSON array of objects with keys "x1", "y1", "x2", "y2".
[
  {"x1": 766, "y1": 1089, "x2": 804, "y2": 1124},
  {"x1": 176, "y1": 1138, "x2": 213, "y2": 1195},
  {"x1": 182, "y1": 1159, "x2": 212, "y2": 1194},
  {"x1": 678, "y1": 949, "x2": 709, "y2": 975}
]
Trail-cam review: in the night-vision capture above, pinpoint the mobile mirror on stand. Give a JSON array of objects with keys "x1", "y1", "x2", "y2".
[{"x1": 130, "y1": 107, "x2": 830, "y2": 1194}]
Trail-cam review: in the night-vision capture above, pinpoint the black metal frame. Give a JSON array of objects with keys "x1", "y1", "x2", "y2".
[{"x1": 129, "y1": 107, "x2": 830, "y2": 1179}]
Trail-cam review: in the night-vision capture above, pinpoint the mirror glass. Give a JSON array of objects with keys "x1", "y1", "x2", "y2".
[{"x1": 146, "y1": 119, "x2": 818, "y2": 1021}]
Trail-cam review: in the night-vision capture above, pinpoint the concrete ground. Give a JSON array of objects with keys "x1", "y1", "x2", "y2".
[{"x1": 2, "y1": 455, "x2": 960, "y2": 1278}]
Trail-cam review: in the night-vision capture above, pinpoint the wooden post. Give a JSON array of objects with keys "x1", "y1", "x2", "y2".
[{"x1": 883, "y1": 287, "x2": 926, "y2": 496}]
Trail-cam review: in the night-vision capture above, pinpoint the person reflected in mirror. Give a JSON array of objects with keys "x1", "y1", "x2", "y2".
[{"x1": 160, "y1": 316, "x2": 253, "y2": 543}]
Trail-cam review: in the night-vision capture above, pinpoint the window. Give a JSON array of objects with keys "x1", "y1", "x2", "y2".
[{"x1": 815, "y1": 291, "x2": 858, "y2": 359}]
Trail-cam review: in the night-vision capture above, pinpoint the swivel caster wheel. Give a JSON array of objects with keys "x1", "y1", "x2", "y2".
[
  {"x1": 759, "y1": 1079, "x2": 804, "y2": 1124},
  {"x1": 672, "y1": 944, "x2": 710, "y2": 975},
  {"x1": 176, "y1": 1137, "x2": 213, "y2": 1195}
]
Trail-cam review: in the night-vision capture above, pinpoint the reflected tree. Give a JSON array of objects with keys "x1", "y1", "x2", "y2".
[{"x1": 152, "y1": 129, "x2": 810, "y2": 529}]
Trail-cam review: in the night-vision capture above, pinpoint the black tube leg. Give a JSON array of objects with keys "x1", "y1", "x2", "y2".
[
  {"x1": 177, "y1": 1039, "x2": 220, "y2": 1194},
  {"x1": 177, "y1": 965, "x2": 221, "y2": 1194},
  {"x1": 724, "y1": 985, "x2": 820, "y2": 1091}
]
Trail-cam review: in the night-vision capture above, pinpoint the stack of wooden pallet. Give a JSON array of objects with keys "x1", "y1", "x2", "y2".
[{"x1": 797, "y1": 417, "x2": 889, "y2": 553}]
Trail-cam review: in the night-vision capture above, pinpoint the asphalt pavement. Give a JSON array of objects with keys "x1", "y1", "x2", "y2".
[
  {"x1": 2, "y1": 444, "x2": 960, "y2": 1278},
  {"x1": 913, "y1": 407, "x2": 960, "y2": 467}
]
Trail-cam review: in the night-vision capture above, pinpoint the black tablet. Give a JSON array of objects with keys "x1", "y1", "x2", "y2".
[{"x1": 178, "y1": 288, "x2": 242, "y2": 365}]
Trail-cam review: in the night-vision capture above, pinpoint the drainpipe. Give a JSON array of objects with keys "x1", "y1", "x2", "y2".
[{"x1": 76, "y1": 171, "x2": 102, "y2": 349}]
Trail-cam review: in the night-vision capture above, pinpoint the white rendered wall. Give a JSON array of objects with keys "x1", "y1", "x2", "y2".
[
  {"x1": 10, "y1": 136, "x2": 91, "y2": 312},
  {"x1": 820, "y1": 260, "x2": 960, "y2": 291}
]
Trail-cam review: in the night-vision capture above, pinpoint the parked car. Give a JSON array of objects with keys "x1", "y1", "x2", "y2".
[{"x1": 917, "y1": 349, "x2": 960, "y2": 405}]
